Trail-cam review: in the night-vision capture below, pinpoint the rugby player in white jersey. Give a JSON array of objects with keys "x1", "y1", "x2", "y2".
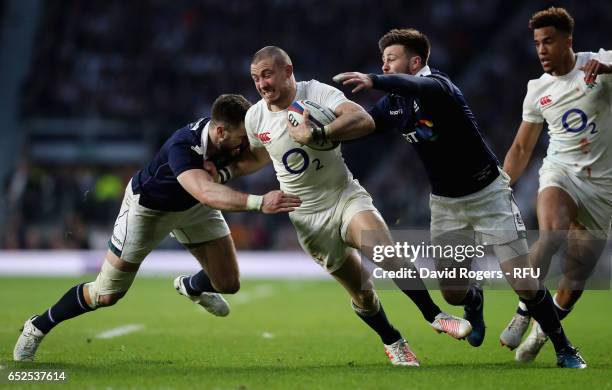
[
  {"x1": 216, "y1": 46, "x2": 471, "y2": 367},
  {"x1": 13, "y1": 94, "x2": 301, "y2": 362},
  {"x1": 499, "y1": 7, "x2": 612, "y2": 362}
]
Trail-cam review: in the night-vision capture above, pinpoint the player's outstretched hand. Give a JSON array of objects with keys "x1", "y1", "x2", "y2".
[
  {"x1": 332, "y1": 72, "x2": 373, "y2": 93},
  {"x1": 579, "y1": 59, "x2": 612, "y2": 85},
  {"x1": 287, "y1": 109, "x2": 313, "y2": 145},
  {"x1": 203, "y1": 160, "x2": 220, "y2": 182},
  {"x1": 261, "y1": 190, "x2": 301, "y2": 214}
]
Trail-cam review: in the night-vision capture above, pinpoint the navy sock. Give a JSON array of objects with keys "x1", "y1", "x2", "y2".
[
  {"x1": 516, "y1": 297, "x2": 571, "y2": 320},
  {"x1": 516, "y1": 306, "x2": 530, "y2": 317},
  {"x1": 392, "y1": 276, "x2": 441, "y2": 323},
  {"x1": 520, "y1": 289, "x2": 570, "y2": 353},
  {"x1": 355, "y1": 303, "x2": 402, "y2": 345},
  {"x1": 555, "y1": 305, "x2": 571, "y2": 321},
  {"x1": 184, "y1": 270, "x2": 217, "y2": 296},
  {"x1": 32, "y1": 283, "x2": 94, "y2": 334}
]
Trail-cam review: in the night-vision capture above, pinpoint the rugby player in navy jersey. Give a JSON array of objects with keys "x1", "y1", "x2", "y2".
[
  {"x1": 13, "y1": 94, "x2": 301, "y2": 362},
  {"x1": 328, "y1": 28, "x2": 585, "y2": 368}
]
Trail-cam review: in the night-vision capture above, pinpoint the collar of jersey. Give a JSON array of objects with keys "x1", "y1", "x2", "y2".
[
  {"x1": 201, "y1": 121, "x2": 210, "y2": 152},
  {"x1": 415, "y1": 65, "x2": 432, "y2": 77}
]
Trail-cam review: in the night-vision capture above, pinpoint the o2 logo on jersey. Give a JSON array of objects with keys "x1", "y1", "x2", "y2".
[
  {"x1": 562, "y1": 108, "x2": 597, "y2": 134},
  {"x1": 282, "y1": 148, "x2": 324, "y2": 174}
]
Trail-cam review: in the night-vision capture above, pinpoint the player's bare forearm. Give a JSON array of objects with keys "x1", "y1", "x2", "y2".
[
  {"x1": 326, "y1": 102, "x2": 375, "y2": 141},
  {"x1": 177, "y1": 168, "x2": 301, "y2": 213},
  {"x1": 503, "y1": 121, "x2": 543, "y2": 185},
  {"x1": 177, "y1": 169, "x2": 249, "y2": 211},
  {"x1": 503, "y1": 146, "x2": 531, "y2": 186}
]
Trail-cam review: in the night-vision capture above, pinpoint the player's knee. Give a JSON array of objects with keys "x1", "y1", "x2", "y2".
[
  {"x1": 355, "y1": 289, "x2": 378, "y2": 311},
  {"x1": 214, "y1": 278, "x2": 240, "y2": 294},
  {"x1": 86, "y1": 259, "x2": 136, "y2": 309},
  {"x1": 96, "y1": 293, "x2": 126, "y2": 307},
  {"x1": 538, "y1": 229, "x2": 568, "y2": 246}
]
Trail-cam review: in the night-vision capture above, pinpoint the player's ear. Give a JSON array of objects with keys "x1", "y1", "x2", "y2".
[
  {"x1": 410, "y1": 56, "x2": 422, "y2": 73},
  {"x1": 565, "y1": 34, "x2": 573, "y2": 49},
  {"x1": 284, "y1": 63, "x2": 293, "y2": 78},
  {"x1": 216, "y1": 124, "x2": 226, "y2": 140}
]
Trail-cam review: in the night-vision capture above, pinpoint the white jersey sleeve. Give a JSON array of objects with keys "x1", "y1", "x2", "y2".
[
  {"x1": 596, "y1": 49, "x2": 612, "y2": 64},
  {"x1": 522, "y1": 80, "x2": 546, "y2": 124},
  {"x1": 245, "y1": 106, "x2": 264, "y2": 149}
]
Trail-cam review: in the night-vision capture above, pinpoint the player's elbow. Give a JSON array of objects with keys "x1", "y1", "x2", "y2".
[
  {"x1": 363, "y1": 113, "x2": 375, "y2": 131},
  {"x1": 352, "y1": 111, "x2": 375, "y2": 135}
]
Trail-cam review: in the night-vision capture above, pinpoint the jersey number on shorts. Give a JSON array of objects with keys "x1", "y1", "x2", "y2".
[
  {"x1": 282, "y1": 148, "x2": 324, "y2": 174},
  {"x1": 562, "y1": 108, "x2": 597, "y2": 134}
]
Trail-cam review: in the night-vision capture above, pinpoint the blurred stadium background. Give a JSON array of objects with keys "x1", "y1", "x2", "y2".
[{"x1": 1, "y1": 0, "x2": 611, "y2": 254}]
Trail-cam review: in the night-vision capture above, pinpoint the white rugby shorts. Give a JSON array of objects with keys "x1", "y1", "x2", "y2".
[
  {"x1": 108, "y1": 181, "x2": 230, "y2": 263},
  {"x1": 430, "y1": 170, "x2": 526, "y2": 246},
  {"x1": 539, "y1": 160, "x2": 612, "y2": 239},
  {"x1": 289, "y1": 179, "x2": 378, "y2": 273}
]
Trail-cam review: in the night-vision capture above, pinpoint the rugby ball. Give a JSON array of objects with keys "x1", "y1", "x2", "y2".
[{"x1": 287, "y1": 100, "x2": 340, "y2": 151}]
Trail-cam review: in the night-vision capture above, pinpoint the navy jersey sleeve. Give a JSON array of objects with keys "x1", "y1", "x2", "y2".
[
  {"x1": 368, "y1": 98, "x2": 392, "y2": 133},
  {"x1": 370, "y1": 74, "x2": 448, "y2": 100},
  {"x1": 168, "y1": 138, "x2": 203, "y2": 177}
]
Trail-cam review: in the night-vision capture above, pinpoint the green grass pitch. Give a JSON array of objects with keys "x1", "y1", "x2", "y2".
[{"x1": 1, "y1": 276, "x2": 610, "y2": 389}]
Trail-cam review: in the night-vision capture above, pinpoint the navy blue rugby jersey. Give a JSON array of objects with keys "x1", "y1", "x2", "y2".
[
  {"x1": 131, "y1": 118, "x2": 209, "y2": 211},
  {"x1": 368, "y1": 67, "x2": 500, "y2": 197}
]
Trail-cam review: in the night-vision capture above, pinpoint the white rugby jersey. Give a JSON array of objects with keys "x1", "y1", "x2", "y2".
[
  {"x1": 522, "y1": 50, "x2": 612, "y2": 178},
  {"x1": 246, "y1": 80, "x2": 353, "y2": 213}
]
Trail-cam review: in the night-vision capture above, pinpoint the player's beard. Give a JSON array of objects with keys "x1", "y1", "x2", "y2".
[{"x1": 207, "y1": 143, "x2": 245, "y2": 170}]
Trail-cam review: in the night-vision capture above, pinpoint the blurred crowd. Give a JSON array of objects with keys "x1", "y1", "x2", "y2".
[{"x1": 3, "y1": 0, "x2": 611, "y2": 250}]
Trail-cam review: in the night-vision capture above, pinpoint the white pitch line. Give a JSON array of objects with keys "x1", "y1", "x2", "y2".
[
  {"x1": 95, "y1": 324, "x2": 144, "y2": 339},
  {"x1": 230, "y1": 284, "x2": 275, "y2": 305}
]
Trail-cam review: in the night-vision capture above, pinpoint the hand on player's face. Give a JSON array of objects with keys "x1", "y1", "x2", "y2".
[
  {"x1": 287, "y1": 109, "x2": 313, "y2": 145},
  {"x1": 331, "y1": 72, "x2": 373, "y2": 93},
  {"x1": 261, "y1": 190, "x2": 302, "y2": 214}
]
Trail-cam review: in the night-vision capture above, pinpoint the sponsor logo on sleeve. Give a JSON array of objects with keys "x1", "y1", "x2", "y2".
[
  {"x1": 258, "y1": 132, "x2": 272, "y2": 144},
  {"x1": 539, "y1": 95, "x2": 553, "y2": 107}
]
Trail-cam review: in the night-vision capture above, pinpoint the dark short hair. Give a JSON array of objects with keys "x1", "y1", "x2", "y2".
[
  {"x1": 529, "y1": 7, "x2": 574, "y2": 35},
  {"x1": 378, "y1": 28, "x2": 430, "y2": 64},
  {"x1": 211, "y1": 94, "x2": 251, "y2": 129}
]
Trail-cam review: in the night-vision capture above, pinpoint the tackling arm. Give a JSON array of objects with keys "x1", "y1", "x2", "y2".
[
  {"x1": 177, "y1": 168, "x2": 299, "y2": 213},
  {"x1": 334, "y1": 72, "x2": 442, "y2": 97},
  {"x1": 503, "y1": 121, "x2": 544, "y2": 185}
]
